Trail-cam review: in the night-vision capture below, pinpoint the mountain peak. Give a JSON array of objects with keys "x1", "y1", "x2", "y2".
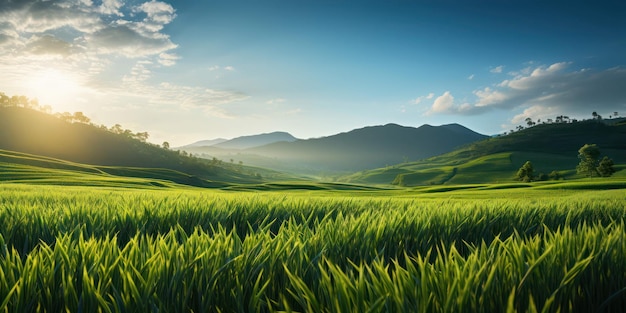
[{"x1": 188, "y1": 131, "x2": 298, "y2": 150}]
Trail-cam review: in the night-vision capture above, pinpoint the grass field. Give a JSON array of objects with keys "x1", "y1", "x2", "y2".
[{"x1": 1, "y1": 181, "x2": 625, "y2": 312}]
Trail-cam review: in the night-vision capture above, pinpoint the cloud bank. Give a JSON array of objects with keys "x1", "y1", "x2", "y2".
[
  {"x1": 0, "y1": 0, "x2": 248, "y2": 112},
  {"x1": 424, "y1": 62, "x2": 626, "y2": 122},
  {"x1": 0, "y1": 0, "x2": 177, "y2": 60}
]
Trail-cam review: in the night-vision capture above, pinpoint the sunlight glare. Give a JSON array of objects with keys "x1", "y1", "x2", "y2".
[{"x1": 25, "y1": 69, "x2": 84, "y2": 111}]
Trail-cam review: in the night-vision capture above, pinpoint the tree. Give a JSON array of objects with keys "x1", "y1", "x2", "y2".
[
  {"x1": 134, "y1": 131, "x2": 149, "y2": 142},
  {"x1": 548, "y1": 170, "x2": 561, "y2": 180},
  {"x1": 72, "y1": 111, "x2": 90, "y2": 124},
  {"x1": 0, "y1": 92, "x2": 8, "y2": 106},
  {"x1": 577, "y1": 144, "x2": 601, "y2": 177},
  {"x1": 597, "y1": 156, "x2": 616, "y2": 177},
  {"x1": 516, "y1": 161, "x2": 535, "y2": 182},
  {"x1": 525, "y1": 117, "x2": 534, "y2": 127},
  {"x1": 162, "y1": 141, "x2": 170, "y2": 150},
  {"x1": 110, "y1": 124, "x2": 124, "y2": 134}
]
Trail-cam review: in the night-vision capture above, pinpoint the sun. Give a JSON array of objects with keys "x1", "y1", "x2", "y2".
[{"x1": 25, "y1": 69, "x2": 84, "y2": 111}]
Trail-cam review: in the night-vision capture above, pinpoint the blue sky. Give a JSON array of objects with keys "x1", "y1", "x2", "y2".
[{"x1": 1, "y1": 0, "x2": 625, "y2": 145}]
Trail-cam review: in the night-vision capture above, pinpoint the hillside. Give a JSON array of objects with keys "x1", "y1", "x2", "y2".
[
  {"x1": 183, "y1": 123, "x2": 488, "y2": 174},
  {"x1": 0, "y1": 107, "x2": 292, "y2": 185},
  {"x1": 341, "y1": 120, "x2": 626, "y2": 186}
]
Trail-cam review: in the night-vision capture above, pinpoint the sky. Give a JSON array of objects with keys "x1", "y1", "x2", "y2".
[{"x1": 1, "y1": 0, "x2": 625, "y2": 146}]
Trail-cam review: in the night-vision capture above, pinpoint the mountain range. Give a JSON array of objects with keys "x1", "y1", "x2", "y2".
[
  {"x1": 181, "y1": 123, "x2": 488, "y2": 174},
  {"x1": 182, "y1": 131, "x2": 298, "y2": 150},
  {"x1": 341, "y1": 119, "x2": 626, "y2": 186},
  {"x1": 3, "y1": 105, "x2": 622, "y2": 188}
]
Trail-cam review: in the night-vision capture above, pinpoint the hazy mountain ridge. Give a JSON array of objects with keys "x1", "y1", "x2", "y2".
[
  {"x1": 213, "y1": 131, "x2": 298, "y2": 149},
  {"x1": 181, "y1": 132, "x2": 298, "y2": 150},
  {"x1": 185, "y1": 138, "x2": 228, "y2": 147},
  {"x1": 183, "y1": 123, "x2": 489, "y2": 174}
]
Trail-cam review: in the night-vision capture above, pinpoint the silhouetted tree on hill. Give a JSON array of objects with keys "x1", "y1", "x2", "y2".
[{"x1": 577, "y1": 144, "x2": 601, "y2": 177}]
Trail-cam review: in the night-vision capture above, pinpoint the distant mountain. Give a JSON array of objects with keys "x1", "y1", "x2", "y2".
[
  {"x1": 340, "y1": 120, "x2": 626, "y2": 185},
  {"x1": 185, "y1": 138, "x2": 228, "y2": 147},
  {"x1": 213, "y1": 131, "x2": 298, "y2": 149},
  {"x1": 215, "y1": 123, "x2": 487, "y2": 173},
  {"x1": 181, "y1": 131, "x2": 298, "y2": 150},
  {"x1": 0, "y1": 106, "x2": 277, "y2": 186},
  {"x1": 180, "y1": 123, "x2": 488, "y2": 174}
]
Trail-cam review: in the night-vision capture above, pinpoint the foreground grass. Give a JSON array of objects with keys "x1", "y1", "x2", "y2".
[{"x1": 0, "y1": 183, "x2": 625, "y2": 312}]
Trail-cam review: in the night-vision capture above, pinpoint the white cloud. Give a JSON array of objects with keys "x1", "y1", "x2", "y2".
[
  {"x1": 158, "y1": 52, "x2": 179, "y2": 66},
  {"x1": 134, "y1": 0, "x2": 176, "y2": 33},
  {"x1": 123, "y1": 61, "x2": 153, "y2": 83},
  {"x1": 490, "y1": 65, "x2": 504, "y2": 73},
  {"x1": 24, "y1": 35, "x2": 75, "y2": 57},
  {"x1": 426, "y1": 91, "x2": 454, "y2": 115},
  {"x1": 209, "y1": 65, "x2": 236, "y2": 72},
  {"x1": 2, "y1": 1, "x2": 103, "y2": 34},
  {"x1": 510, "y1": 105, "x2": 559, "y2": 125},
  {"x1": 468, "y1": 74, "x2": 475, "y2": 80},
  {"x1": 474, "y1": 87, "x2": 508, "y2": 107},
  {"x1": 0, "y1": 0, "x2": 178, "y2": 61},
  {"x1": 266, "y1": 98, "x2": 286, "y2": 105},
  {"x1": 87, "y1": 24, "x2": 177, "y2": 57},
  {"x1": 0, "y1": 0, "x2": 245, "y2": 120},
  {"x1": 100, "y1": 0, "x2": 124, "y2": 16},
  {"x1": 412, "y1": 92, "x2": 434, "y2": 105},
  {"x1": 427, "y1": 62, "x2": 626, "y2": 121}
]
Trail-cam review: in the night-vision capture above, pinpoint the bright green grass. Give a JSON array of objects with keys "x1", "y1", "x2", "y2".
[{"x1": 0, "y1": 183, "x2": 625, "y2": 312}]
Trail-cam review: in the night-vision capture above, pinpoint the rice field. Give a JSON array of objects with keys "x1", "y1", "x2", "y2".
[{"x1": 1, "y1": 183, "x2": 625, "y2": 312}]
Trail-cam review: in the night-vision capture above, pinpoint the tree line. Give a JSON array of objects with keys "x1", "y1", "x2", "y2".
[
  {"x1": 1, "y1": 92, "x2": 151, "y2": 143},
  {"x1": 516, "y1": 144, "x2": 616, "y2": 182},
  {"x1": 503, "y1": 111, "x2": 621, "y2": 136}
]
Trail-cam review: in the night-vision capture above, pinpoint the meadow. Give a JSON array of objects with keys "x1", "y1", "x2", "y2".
[{"x1": 0, "y1": 183, "x2": 625, "y2": 312}]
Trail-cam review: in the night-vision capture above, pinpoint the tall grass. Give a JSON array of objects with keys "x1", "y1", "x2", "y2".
[{"x1": 0, "y1": 184, "x2": 625, "y2": 312}]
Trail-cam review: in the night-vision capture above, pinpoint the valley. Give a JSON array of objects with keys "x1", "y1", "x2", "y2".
[{"x1": 0, "y1": 105, "x2": 625, "y2": 312}]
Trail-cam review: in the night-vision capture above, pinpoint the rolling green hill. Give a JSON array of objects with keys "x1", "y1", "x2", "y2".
[
  {"x1": 0, "y1": 149, "x2": 198, "y2": 188},
  {"x1": 0, "y1": 149, "x2": 390, "y2": 191},
  {"x1": 0, "y1": 107, "x2": 297, "y2": 186},
  {"x1": 341, "y1": 120, "x2": 626, "y2": 186}
]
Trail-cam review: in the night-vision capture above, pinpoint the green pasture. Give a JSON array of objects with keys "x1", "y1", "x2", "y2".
[
  {"x1": 344, "y1": 150, "x2": 626, "y2": 186},
  {"x1": 0, "y1": 182, "x2": 625, "y2": 312}
]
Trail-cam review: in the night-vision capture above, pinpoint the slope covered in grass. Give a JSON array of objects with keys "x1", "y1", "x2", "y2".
[
  {"x1": 341, "y1": 120, "x2": 626, "y2": 186},
  {"x1": 0, "y1": 149, "x2": 217, "y2": 188},
  {"x1": 0, "y1": 107, "x2": 300, "y2": 185}
]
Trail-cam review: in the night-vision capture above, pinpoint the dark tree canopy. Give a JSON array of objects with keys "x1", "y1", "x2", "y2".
[
  {"x1": 516, "y1": 161, "x2": 534, "y2": 182},
  {"x1": 597, "y1": 156, "x2": 616, "y2": 177},
  {"x1": 577, "y1": 144, "x2": 601, "y2": 177}
]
